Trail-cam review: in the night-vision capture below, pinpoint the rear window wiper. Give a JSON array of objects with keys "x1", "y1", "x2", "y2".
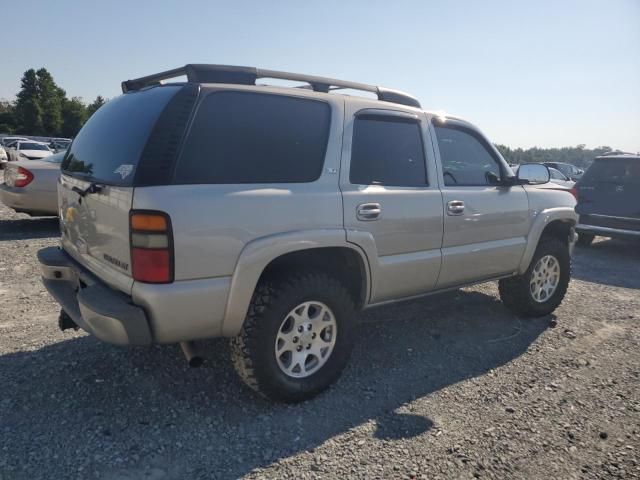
[{"x1": 72, "y1": 182, "x2": 104, "y2": 197}]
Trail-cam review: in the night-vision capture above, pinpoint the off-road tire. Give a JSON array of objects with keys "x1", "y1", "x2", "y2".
[
  {"x1": 230, "y1": 272, "x2": 358, "y2": 403},
  {"x1": 576, "y1": 233, "x2": 595, "y2": 247},
  {"x1": 499, "y1": 238, "x2": 571, "y2": 317}
]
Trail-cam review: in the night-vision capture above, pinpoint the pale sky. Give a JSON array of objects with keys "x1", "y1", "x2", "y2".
[{"x1": 2, "y1": 0, "x2": 639, "y2": 151}]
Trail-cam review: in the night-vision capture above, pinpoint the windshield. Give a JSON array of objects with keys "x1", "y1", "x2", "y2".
[
  {"x1": 45, "y1": 152, "x2": 65, "y2": 164},
  {"x1": 549, "y1": 168, "x2": 568, "y2": 180},
  {"x1": 19, "y1": 142, "x2": 49, "y2": 151},
  {"x1": 580, "y1": 158, "x2": 640, "y2": 187},
  {"x1": 61, "y1": 86, "x2": 179, "y2": 185}
]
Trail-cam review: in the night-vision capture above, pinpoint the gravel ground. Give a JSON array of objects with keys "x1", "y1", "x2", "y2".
[{"x1": 1, "y1": 187, "x2": 639, "y2": 479}]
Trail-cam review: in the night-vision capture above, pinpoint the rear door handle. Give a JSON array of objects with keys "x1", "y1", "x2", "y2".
[
  {"x1": 357, "y1": 203, "x2": 381, "y2": 221},
  {"x1": 447, "y1": 200, "x2": 465, "y2": 216}
]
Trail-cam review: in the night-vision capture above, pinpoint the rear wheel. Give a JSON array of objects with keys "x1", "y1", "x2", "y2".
[
  {"x1": 230, "y1": 272, "x2": 357, "y2": 402},
  {"x1": 499, "y1": 238, "x2": 570, "y2": 317},
  {"x1": 576, "y1": 233, "x2": 594, "y2": 247}
]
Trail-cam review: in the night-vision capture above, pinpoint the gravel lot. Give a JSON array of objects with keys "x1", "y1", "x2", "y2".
[{"x1": 1, "y1": 186, "x2": 639, "y2": 479}]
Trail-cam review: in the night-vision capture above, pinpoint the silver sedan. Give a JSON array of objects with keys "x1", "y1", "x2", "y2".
[{"x1": 0, "y1": 151, "x2": 64, "y2": 216}]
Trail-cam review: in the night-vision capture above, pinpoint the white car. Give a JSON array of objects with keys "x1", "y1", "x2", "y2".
[
  {"x1": 0, "y1": 145, "x2": 8, "y2": 168},
  {"x1": 1, "y1": 136, "x2": 29, "y2": 148},
  {"x1": 10, "y1": 141, "x2": 53, "y2": 161},
  {"x1": 0, "y1": 151, "x2": 64, "y2": 216}
]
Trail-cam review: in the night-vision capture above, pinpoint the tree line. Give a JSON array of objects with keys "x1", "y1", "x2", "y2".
[
  {"x1": 0, "y1": 68, "x2": 106, "y2": 138},
  {"x1": 495, "y1": 144, "x2": 617, "y2": 168}
]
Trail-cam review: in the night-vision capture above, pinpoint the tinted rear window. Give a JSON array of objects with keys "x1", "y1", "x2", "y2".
[
  {"x1": 580, "y1": 159, "x2": 640, "y2": 187},
  {"x1": 61, "y1": 86, "x2": 179, "y2": 185},
  {"x1": 174, "y1": 91, "x2": 330, "y2": 184}
]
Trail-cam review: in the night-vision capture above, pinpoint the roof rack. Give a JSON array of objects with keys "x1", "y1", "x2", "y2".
[
  {"x1": 121, "y1": 64, "x2": 421, "y2": 108},
  {"x1": 598, "y1": 150, "x2": 637, "y2": 157}
]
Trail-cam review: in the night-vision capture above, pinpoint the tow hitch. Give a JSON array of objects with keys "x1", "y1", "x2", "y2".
[{"x1": 58, "y1": 309, "x2": 78, "y2": 331}]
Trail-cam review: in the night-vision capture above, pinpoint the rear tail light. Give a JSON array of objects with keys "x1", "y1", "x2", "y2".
[
  {"x1": 569, "y1": 186, "x2": 578, "y2": 202},
  {"x1": 130, "y1": 211, "x2": 173, "y2": 283},
  {"x1": 6, "y1": 166, "x2": 34, "y2": 188}
]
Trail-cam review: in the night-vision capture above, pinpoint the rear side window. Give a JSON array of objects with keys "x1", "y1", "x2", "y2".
[
  {"x1": 61, "y1": 86, "x2": 180, "y2": 185},
  {"x1": 580, "y1": 159, "x2": 640, "y2": 187},
  {"x1": 174, "y1": 92, "x2": 331, "y2": 184},
  {"x1": 349, "y1": 116, "x2": 427, "y2": 186},
  {"x1": 434, "y1": 125, "x2": 502, "y2": 186}
]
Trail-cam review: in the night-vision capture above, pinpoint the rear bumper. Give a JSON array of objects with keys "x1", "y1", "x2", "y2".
[
  {"x1": 38, "y1": 246, "x2": 232, "y2": 345},
  {"x1": 576, "y1": 223, "x2": 640, "y2": 239},
  {"x1": 37, "y1": 246, "x2": 152, "y2": 346},
  {"x1": 0, "y1": 183, "x2": 58, "y2": 215}
]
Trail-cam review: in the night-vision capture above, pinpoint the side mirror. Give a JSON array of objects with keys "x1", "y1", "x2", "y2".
[{"x1": 517, "y1": 163, "x2": 550, "y2": 185}]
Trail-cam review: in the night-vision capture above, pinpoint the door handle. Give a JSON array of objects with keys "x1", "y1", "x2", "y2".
[
  {"x1": 447, "y1": 200, "x2": 465, "y2": 216},
  {"x1": 357, "y1": 203, "x2": 382, "y2": 221}
]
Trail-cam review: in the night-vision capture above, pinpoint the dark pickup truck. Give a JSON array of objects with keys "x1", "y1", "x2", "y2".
[{"x1": 575, "y1": 153, "x2": 640, "y2": 245}]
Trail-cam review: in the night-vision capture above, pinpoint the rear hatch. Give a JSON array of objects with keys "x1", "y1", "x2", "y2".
[
  {"x1": 59, "y1": 85, "x2": 191, "y2": 294},
  {"x1": 576, "y1": 157, "x2": 640, "y2": 231}
]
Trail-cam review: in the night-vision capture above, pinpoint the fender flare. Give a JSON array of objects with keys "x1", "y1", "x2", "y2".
[
  {"x1": 221, "y1": 229, "x2": 371, "y2": 336},
  {"x1": 518, "y1": 207, "x2": 578, "y2": 274}
]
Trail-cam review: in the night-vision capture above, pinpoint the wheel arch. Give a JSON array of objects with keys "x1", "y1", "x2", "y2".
[
  {"x1": 221, "y1": 230, "x2": 371, "y2": 336},
  {"x1": 518, "y1": 207, "x2": 578, "y2": 274}
]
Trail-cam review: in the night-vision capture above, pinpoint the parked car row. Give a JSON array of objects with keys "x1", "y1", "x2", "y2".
[{"x1": 0, "y1": 136, "x2": 71, "y2": 168}]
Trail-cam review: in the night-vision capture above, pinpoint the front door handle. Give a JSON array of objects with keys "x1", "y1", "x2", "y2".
[
  {"x1": 447, "y1": 200, "x2": 465, "y2": 216},
  {"x1": 357, "y1": 203, "x2": 382, "y2": 221}
]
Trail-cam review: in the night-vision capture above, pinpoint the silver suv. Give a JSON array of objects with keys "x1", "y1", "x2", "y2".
[{"x1": 38, "y1": 64, "x2": 578, "y2": 402}]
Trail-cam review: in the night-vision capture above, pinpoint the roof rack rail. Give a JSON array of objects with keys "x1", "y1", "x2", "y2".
[
  {"x1": 599, "y1": 150, "x2": 636, "y2": 157},
  {"x1": 121, "y1": 64, "x2": 421, "y2": 108}
]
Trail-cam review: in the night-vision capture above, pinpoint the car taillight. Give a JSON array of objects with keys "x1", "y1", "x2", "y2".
[
  {"x1": 7, "y1": 166, "x2": 34, "y2": 187},
  {"x1": 130, "y1": 211, "x2": 173, "y2": 283},
  {"x1": 569, "y1": 186, "x2": 578, "y2": 201}
]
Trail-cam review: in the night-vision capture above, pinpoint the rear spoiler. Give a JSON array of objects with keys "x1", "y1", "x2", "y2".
[{"x1": 121, "y1": 64, "x2": 421, "y2": 109}]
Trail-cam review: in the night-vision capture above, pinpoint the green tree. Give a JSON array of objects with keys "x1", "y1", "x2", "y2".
[
  {"x1": 0, "y1": 100, "x2": 17, "y2": 133},
  {"x1": 36, "y1": 68, "x2": 64, "y2": 136},
  {"x1": 87, "y1": 95, "x2": 106, "y2": 118},
  {"x1": 60, "y1": 97, "x2": 87, "y2": 137},
  {"x1": 14, "y1": 69, "x2": 43, "y2": 133}
]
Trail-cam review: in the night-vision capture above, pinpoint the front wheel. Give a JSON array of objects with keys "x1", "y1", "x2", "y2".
[
  {"x1": 230, "y1": 272, "x2": 357, "y2": 402},
  {"x1": 499, "y1": 238, "x2": 571, "y2": 317}
]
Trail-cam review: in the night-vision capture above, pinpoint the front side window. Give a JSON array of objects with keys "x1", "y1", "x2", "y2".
[
  {"x1": 175, "y1": 92, "x2": 331, "y2": 184},
  {"x1": 349, "y1": 115, "x2": 427, "y2": 186},
  {"x1": 434, "y1": 125, "x2": 502, "y2": 186}
]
